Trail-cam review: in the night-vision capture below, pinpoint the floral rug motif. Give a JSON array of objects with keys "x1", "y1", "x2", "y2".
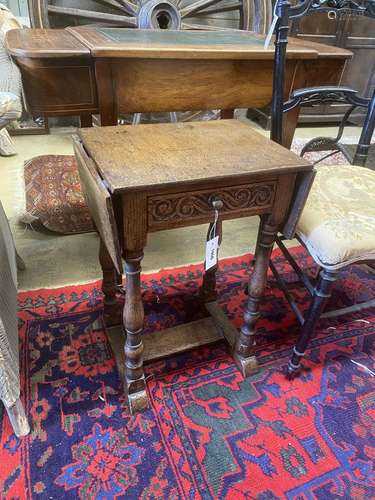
[{"x1": 0, "y1": 248, "x2": 374, "y2": 499}]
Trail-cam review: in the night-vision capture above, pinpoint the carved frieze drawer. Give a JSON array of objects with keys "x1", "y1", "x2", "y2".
[{"x1": 148, "y1": 180, "x2": 277, "y2": 228}]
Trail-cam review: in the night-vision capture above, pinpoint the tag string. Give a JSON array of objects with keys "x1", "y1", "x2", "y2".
[
  {"x1": 264, "y1": 1, "x2": 279, "y2": 49},
  {"x1": 209, "y1": 209, "x2": 219, "y2": 241}
]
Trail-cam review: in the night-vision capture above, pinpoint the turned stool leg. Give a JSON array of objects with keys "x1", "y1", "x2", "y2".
[
  {"x1": 200, "y1": 218, "x2": 223, "y2": 303},
  {"x1": 287, "y1": 269, "x2": 338, "y2": 378},
  {"x1": 123, "y1": 250, "x2": 148, "y2": 413},
  {"x1": 99, "y1": 238, "x2": 122, "y2": 327},
  {"x1": 234, "y1": 218, "x2": 278, "y2": 376}
]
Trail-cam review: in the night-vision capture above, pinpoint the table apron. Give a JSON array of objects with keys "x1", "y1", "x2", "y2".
[{"x1": 147, "y1": 179, "x2": 278, "y2": 231}]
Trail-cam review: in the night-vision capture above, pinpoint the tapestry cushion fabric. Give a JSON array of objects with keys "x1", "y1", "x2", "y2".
[
  {"x1": 297, "y1": 164, "x2": 375, "y2": 269},
  {"x1": 22, "y1": 155, "x2": 94, "y2": 234}
]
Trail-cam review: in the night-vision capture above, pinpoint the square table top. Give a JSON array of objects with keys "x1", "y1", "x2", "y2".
[{"x1": 79, "y1": 120, "x2": 312, "y2": 194}]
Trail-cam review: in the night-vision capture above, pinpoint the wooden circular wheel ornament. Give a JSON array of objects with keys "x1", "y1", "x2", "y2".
[{"x1": 28, "y1": 0, "x2": 272, "y2": 34}]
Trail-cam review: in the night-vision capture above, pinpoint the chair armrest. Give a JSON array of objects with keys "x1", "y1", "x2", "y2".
[{"x1": 284, "y1": 86, "x2": 369, "y2": 113}]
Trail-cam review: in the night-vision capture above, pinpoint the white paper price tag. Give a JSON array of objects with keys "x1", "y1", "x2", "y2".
[
  {"x1": 205, "y1": 236, "x2": 219, "y2": 271},
  {"x1": 264, "y1": 1, "x2": 279, "y2": 49}
]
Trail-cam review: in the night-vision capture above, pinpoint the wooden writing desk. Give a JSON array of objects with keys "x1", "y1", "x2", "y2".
[
  {"x1": 6, "y1": 27, "x2": 351, "y2": 147},
  {"x1": 74, "y1": 117, "x2": 312, "y2": 412}
]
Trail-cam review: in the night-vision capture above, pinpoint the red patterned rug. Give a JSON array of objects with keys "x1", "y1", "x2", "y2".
[{"x1": 1, "y1": 248, "x2": 374, "y2": 499}]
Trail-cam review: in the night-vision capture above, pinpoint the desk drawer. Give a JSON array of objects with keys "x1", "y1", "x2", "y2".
[{"x1": 148, "y1": 180, "x2": 277, "y2": 229}]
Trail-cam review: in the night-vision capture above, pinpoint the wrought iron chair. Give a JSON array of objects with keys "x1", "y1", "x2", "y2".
[{"x1": 267, "y1": 0, "x2": 375, "y2": 377}]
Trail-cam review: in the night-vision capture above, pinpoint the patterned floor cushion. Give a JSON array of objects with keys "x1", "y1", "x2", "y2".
[{"x1": 21, "y1": 155, "x2": 94, "y2": 234}]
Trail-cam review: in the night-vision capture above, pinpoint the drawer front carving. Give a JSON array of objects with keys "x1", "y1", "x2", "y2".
[{"x1": 148, "y1": 181, "x2": 276, "y2": 227}]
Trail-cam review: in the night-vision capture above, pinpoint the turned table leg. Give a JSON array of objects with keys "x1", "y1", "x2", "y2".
[
  {"x1": 234, "y1": 217, "x2": 278, "y2": 377},
  {"x1": 99, "y1": 238, "x2": 122, "y2": 327},
  {"x1": 123, "y1": 250, "x2": 148, "y2": 413},
  {"x1": 253, "y1": 215, "x2": 266, "y2": 263}
]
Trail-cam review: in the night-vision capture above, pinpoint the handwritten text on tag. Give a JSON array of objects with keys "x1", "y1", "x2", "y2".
[{"x1": 205, "y1": 236, "x2": 219, "y2": 271}]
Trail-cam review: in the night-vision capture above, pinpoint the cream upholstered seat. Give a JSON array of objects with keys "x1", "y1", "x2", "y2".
[{"x1": 296, "y1": 164, "x2": 375, "y2": 270}]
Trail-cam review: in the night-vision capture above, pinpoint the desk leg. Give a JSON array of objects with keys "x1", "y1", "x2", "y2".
[
  {"x1": 95, "y1": 60, "x2": 118, "y2": 127},
  {"x1": 99, "y1": 239, "x2": 122, "y2": 327},
  {"x1": 123, "y1": 251, "x2": 148, "y2": 413},
  {"x1": 80, "y1": 114, "x2": 92, "y2": 128},
  {"x1": 221, "y1": 109, "x2": 234, "y2": 119},
  {"x1": 233, "y1": 217, "x2": 278, "y2": 376}
]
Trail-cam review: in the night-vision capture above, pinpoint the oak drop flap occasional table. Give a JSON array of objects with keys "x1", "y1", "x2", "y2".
[{"x1": 74, "y1": 119, "x2": 312, "y2": 412}]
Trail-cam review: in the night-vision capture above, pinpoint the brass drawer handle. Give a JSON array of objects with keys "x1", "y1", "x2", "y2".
[{"x1": 328, "y1": 10, "x2": 337, "y2": 20}]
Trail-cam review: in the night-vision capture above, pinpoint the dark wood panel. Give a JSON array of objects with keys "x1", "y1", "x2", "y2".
[{"x1": 16, "y1": 57, "x2": 98, "y2": 116}]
